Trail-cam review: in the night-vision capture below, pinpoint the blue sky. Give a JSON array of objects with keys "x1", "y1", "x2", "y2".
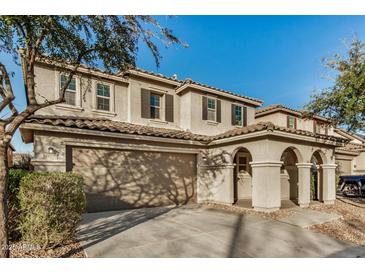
[{"x1": 2, "y1": 16, "x2": 365, "y2": 152}]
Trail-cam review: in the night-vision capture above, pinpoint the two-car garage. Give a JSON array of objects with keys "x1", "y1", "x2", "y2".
[{"x1": 68, "y1": 146, "x2": 197, "y2": 212}]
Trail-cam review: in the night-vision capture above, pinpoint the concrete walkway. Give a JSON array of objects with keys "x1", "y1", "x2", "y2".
[
  {"x1": 279, "y1": 207, "x2": 341, "y2": 228},
  {"x1": 77, "y1": 206, "x2": 365, "y2": 258}
]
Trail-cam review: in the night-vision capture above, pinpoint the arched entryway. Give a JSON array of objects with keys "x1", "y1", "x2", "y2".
[
  {"x1": 233, "y1": 147, "x2": 253, "y2": 207},
  {"x1": 280, "y1": 147, "x2": 300, "y2": 204},
  {"x1": 311, "y1": 150, "x2": 325, "y2": 201}
]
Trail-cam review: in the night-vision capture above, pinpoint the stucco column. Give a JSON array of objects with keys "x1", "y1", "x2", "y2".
[
  {"x1": 251, "y1": 161, "x2": 282, "y2": 212},
  {"x1": 321, "y1": 163, "x2": 337, "y2": 205},
  {"x1": 296, "y1": 163, "x2": 312, "y2": 208}
]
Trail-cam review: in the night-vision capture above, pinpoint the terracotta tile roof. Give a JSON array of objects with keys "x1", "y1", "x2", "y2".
[
  {"x1": 334, "y1": 128, "x2": 365, "y2": 143},
  {"x1": 24, "y1": 115, "x2": 210, "y2": 142},
  {"x1": 211, "y1": 121, "x2": 346, "y2": 143},
  {"x1": 23, "y1": 116, "x2": 347, "y2": 145},
  {"x1": 336, "y1": 143, "x2": 365, "y2": 152},
  {"x1": 256, "y1": 104, "x2": 330, "y2": 122},
  {"x1": 125, "y1": 67, "x2": 263, "y2": 104}
]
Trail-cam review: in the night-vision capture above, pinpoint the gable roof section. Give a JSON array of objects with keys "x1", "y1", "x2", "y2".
[
  {"x1": 21, "y1": 116, "x2": 347, "y2": 145},
  {"x1": 124, "y1": 68, "x2": 263, "y2": 106},
  {"x1": 256, "y1": 104, "x2": 330, "y2": 122},
  {"x1": 334, "y1": 128, "x2": 365, "y2": 144}
]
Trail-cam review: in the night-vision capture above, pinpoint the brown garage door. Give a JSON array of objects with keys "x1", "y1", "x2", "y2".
[{"x1": 70, "y1": 147, "x2": 197, "y2": 212}]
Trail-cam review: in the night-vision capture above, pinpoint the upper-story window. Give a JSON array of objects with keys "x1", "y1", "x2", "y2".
[
  {"x1": 150, "y1": 93, "x2": 161, "y2": 119},
  {"x1": 287, "y1": 115, "x2": 296, "y2": 129},
  {"x1": 60, "y1": 74, "x2": 77, "y2": 106},
  {"x1": 233, "y1": 105, "x2": 243, "y2": 126},
  {"x1": 96, "y1": 83, "x2": 110, "y2": 111},
  {"x1": 207, "y1": 98, "x2": 217, "y2": 121}
]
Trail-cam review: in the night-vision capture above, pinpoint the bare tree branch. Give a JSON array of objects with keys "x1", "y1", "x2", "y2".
[{"x1": 0, "y1": 63, "x2": 18, "y2": 116}]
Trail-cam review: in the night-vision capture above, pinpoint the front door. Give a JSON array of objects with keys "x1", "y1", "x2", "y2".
[{"x1": 234, "y1": 152, "x2": 250, "y2": 202}]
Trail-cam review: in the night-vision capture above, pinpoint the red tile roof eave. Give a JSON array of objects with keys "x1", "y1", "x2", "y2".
[
  {"x1": 126, "y1": 68, "x2": 263, "y2": 105},
  {"x1": 22, "y1": 116, "x2": 347, "y2": 146}
]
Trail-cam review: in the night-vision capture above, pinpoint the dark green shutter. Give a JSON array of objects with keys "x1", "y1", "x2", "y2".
[
  {"x1": 202, "y1": 96, "x2": 207, "y2": 120},
  {"x1": 216, "y1": 99, "x2": 221, "y2": 123},
  {"x1": 141, "y1": 88, "x2": 150, "y2": 119},
  {"x1": 242, "y1": 106, "x2": 247, "y2": 127},
  {"x1": 165, "y1": 94, "x2": 174, "y2": 122},
  {"x1": 231, "y1": 104, "x2": 236, "y2": 125}
]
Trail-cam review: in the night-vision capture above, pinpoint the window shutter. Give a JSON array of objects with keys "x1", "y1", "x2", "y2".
[
  {"x1": 325, "y1": 125, "x2": 328, "y2": 135},
  {"x1": 313, "y1": 120, "x2": 317, "y2": 133},
  {"x1": 216, "y1": 99, "x2": 221, "y2": 123},
  {"x1": 165, "y1": 94, "x2": 174, "y2": 122},
  {"x1": 231, "y1": 104, "x2": 236, "y2": 125},
  {"x1": 294, "y1": 117, "x2": 297, "y2": 129},
  {"x1": 141, "y1": 88, "x2": 150, "y2": 119},
  {"x1": 287, "y1": 116, "x2": 290, "y2": 128},
  {"x1": 242, "y1": 106, "x2": 247, "y2": 127},
  {"x1": 202, "y1": 96, "x2": 207, "y2": 120}
]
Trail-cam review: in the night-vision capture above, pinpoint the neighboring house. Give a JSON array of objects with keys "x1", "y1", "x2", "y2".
[{"x1": 20, "y1": 60, "x2": 347, "y2": 213}]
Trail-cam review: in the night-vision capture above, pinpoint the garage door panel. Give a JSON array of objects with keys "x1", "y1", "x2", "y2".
[
  {"x1": 72, "y1": 147, "x2": 197, "y2": 212},
  {"x1": 336, "y1": 159, "x2": 351, "y2": 176}
]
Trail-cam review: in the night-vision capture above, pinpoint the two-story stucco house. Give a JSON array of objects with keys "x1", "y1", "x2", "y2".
[{"x1": 20, "y1": 60, "x2": 349, "y2": 213}]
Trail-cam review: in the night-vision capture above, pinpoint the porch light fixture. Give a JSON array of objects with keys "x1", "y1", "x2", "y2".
[{"x1": 48, "y1": 146, "x2": 58, "y2": 155}]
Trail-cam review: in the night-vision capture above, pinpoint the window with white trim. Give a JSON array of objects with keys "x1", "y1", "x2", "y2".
[
  {"x1": 96, "y1": 83, "x2": 110, "y2": 111},
  {"x1": 60, "y1": 74, "x2": 77, "y2": 106},
  {"x1": 234, "y1": 105, "x2": 243, "y2": 126},
  {"x1": 207, "y1": 97, "x2": 216, "y2": 121},
  {"x1": 150, "y1": 93, "x2": 161, "y2": 119},
  {"x1": 288, "y1": 115, "x2": 296, "y2": 129}
]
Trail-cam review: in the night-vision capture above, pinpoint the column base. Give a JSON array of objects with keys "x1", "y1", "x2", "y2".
[
  {"x1": 254, "y1": 207, "x2": 280, "y2": 213},
  {"x1": 323, "y1": 200, "x2": 335, "y2": 205},
  {"x1": 299, "y1": 203, "x2": 309, "y2": 208}
]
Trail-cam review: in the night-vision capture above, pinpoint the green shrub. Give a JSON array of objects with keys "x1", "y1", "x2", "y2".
[
  {"x1": 7, "y1": 169, "x2": 29, "y2": 240},
  {"x1": 18, "y1": 172, "x2": 86, "y2": 249}
]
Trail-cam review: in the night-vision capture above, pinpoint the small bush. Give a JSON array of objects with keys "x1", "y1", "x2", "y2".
[
  {"x1": 7, "y1": 169, "x2": 29, "y2": 240},
  {"x1": 18, "y1": 172, "x2": 86, "y2": 249}
]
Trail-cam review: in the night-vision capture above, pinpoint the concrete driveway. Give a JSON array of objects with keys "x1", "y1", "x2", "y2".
[{"x1": 77, "y1": 205, "x2": 365, "y2": 258}]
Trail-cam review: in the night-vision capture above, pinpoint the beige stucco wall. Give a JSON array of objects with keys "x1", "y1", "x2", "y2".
[
  {"x1": 34, "y1": 64, "x2": 129, "y2": 121},
  {"x1": 33, "y1": 64, "x2": 259, "y2": 136},
  {"x1": 353, "y1": 151, "x2": 365, "y2": 174},
  {"x1": 255, "y1": 111, "x2": 334, "y2": 135}
]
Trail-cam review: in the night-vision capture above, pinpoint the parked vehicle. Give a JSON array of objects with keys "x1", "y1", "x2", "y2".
[{"x1": 339, "y1": 175, "x2": 365, "y2": 197}]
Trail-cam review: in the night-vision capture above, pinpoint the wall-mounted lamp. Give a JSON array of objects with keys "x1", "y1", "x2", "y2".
[{"x1": 48, "y1": 146, "x2": 59, "y2": 156}]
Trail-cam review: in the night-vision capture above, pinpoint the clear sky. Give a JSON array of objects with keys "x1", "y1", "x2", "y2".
[{"x1": 2, "y1": 16, "x2": 365, "y2": 152}]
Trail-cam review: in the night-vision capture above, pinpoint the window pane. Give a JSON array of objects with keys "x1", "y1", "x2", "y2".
[
  {"x1": 60, "y1": 74, "x2": 76, "y2": 91},
  {"x1": 150, "y1": 94, "x2": 160, "y2": 107},
  {"x1": 97, "y1": 97, "x2": 110, "y2": 111},
  {"x1": 234, "y1": 105, "x2": 242, "y2": 126},
  {"x1": 208, "y1": 98, "x2": 216, "y2": 109},
  {"x1": 150, "y1": 106, "x2": 160, "y2": 119},
  {"x1": 207, "y1": 109, "x2": 215, "y2": 121},
  {"x1": 288, "y1": 116, "x2": 295, "y2": 128},
  {"x1": 97, "y1": 83, "x2": 110, "y2": 97},
  {"x1": 64, "y1": 90, "x2": 76, "y2": 106}
]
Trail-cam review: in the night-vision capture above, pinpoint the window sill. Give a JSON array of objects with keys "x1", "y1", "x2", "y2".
[
  {"x1": 149, "y1": 119, "x2": 168, "y2": 124},
  {"x1": 56, "y1": 104, "x2": 83, "y2": 112},
  {"x1": 206, "y1": 120, "x2": 219, "y2": 126},
  {"x1": 91, "y1": 109, "x2": 117, "y2": 117}
]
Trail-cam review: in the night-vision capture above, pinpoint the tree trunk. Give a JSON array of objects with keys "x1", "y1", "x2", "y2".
[{"x1": 0, "y1": 140, "x2": 9, "y2": 258}]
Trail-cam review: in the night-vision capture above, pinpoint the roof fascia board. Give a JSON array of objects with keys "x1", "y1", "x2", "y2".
[
  {"x1": 20, "y1": 123, "x2": 206, "y2": 147},
  {"x1": 176, "y1": 84, "x2": 262, "y2": 106}
]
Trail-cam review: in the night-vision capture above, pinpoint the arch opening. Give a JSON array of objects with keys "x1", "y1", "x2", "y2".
[
  {"x1": 280, "y1": 147, "x2": 300, "y2": 205},
  {"x1": 310, "y1": 150, "x2": 325, "y2": 201},
  {"x1": 233, "y1": 147, "x2": 253, "y2": 207}
]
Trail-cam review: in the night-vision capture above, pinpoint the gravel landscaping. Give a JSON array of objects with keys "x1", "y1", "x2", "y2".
[
  {"x1": 308, "y1": 198, "x2": 365, "y2": 246},
  {"x1": 203, "y1": 202, "x2": 294, "y2": 220},
  {"x1": 9, "y1": 239, "x2": 85, "y2": 258}
]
